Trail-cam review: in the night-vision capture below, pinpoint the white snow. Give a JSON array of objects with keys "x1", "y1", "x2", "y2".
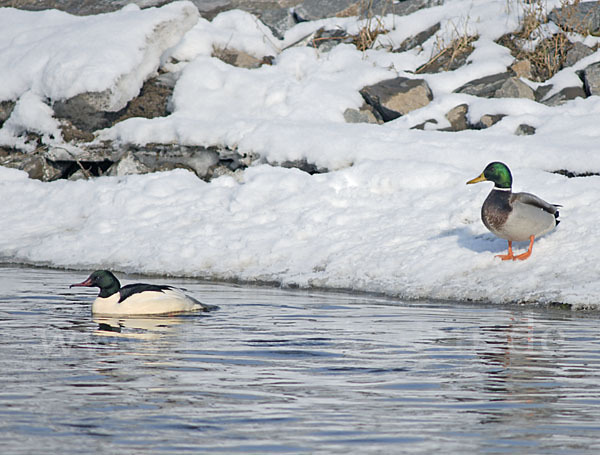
[{"x1": 1, "y1": 0, "x2": 600, "y2": 308}]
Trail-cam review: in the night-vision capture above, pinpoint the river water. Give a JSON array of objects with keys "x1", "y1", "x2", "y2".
[{"x1": 1, "y1": 265, "x2": 600, "y2": 454}]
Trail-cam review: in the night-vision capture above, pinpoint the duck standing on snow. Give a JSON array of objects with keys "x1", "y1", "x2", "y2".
[
  {"x1": 70, "y1": 270, "x2": 212, "y2": 316},
  {"x1": 466, "y1": 162, "x2": 560, "y2": 261}
]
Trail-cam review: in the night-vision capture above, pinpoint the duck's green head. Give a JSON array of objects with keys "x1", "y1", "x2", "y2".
[
  {"x1": 466, "y1": 162, "x2": 512, "y2": 189},
  {"x1": 70, "y1": 270, "x2": 121, "y2": 298}
]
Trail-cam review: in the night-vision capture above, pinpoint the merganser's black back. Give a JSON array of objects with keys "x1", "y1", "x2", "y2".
[{"x1": 118, "y1": 284, "x2": 174, "y2": 303}]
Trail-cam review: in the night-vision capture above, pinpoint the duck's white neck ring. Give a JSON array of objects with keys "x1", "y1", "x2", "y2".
[{"x1": 492, "y1": 187, "x2": 511, "y2": 192}]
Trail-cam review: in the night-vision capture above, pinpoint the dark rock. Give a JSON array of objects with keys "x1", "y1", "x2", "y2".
[
  {"x1": 549, "y1": 2, "x2": 600, "y2": 35},
  {"x1": 20, "y1": 153, "x2": 65, "y2": 181},
  {"x1": 111, "y1": 76, "x2": 173, "y2": 124},
  {"x1": 311, "y1": 28, "x2": 353, "y2": 52},
  {"x1": 579, "y1": 61, "x2": 600, "y2": 96},
  {"x1": 565, "y1": 42, "x2": 594, "y2": 67},
  {"x1": 495, "y1": 77, "x2": 535, "y2": 100},
  {"x1": 276, "y1": 158, "x2": 327, "y2": 175},
  {"x1": 394, "y1": 22, "x2": 440, "y2": 52},
  {"x1": 474, "y1": 114, "x2": 505, "y2": 129},
  {"x1": 454, "y1": 72, "x2": 512, "y2": 98},
  {"x1": 59, "y1": 120, "x2": 96, "y2": 143},
  {"x1": 541, "y1": 86, "x2": 586, "y2": 106},
  {"x1": 515, "y1": 124, "x2": 536, "y2": 136},
  {"x1": 54, "y1": 76, "x2": 174, "y2": 133},
  {"x1": 53, "y1": 95, "x2": 112, "y2": 132},
  {"x1": 534, "y1": 84, "x2": 554, "y2": 101},
  {"x1": 0, "y1": 100, "x2": 15, "y2": 127},
  {"x1": 411, "y1": 119, "x2": 438, "y2": 130},
  {"x1": 360, "y1": 77, "x2": 433, "y2": 122}
]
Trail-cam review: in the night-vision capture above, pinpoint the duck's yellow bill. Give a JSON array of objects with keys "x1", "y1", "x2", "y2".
[{"x1": 466, "y1": 173, "x2": 487, "y2": 184}]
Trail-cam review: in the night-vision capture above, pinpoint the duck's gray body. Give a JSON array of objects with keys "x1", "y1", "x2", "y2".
[{"x1": 482, "y1": 187, "x2": 560, "y2": 242}]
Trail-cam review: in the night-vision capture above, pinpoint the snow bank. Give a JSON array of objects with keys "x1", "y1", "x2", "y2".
[
  {"x1": 1, "y1": 0, "x2": 600, "y2": 308},
  {"x1": 0, "y1": 1, "x2": 198, "y2": 148}
]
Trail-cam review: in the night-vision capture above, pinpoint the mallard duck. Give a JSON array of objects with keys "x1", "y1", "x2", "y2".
[
  {"x1": 466, "y1": 162, "x2": 560, "y2": 261},
  {"x1": 70, "y1": 270, "x2": 212, "y2": 315}
]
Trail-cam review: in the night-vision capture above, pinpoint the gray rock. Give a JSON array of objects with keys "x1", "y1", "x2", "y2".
[
  {"x1": 107, "y1": 151, "x2": 152, "y2": 176},
  {"x1": 20, "y1": 154, "x2": 65, "y2": 181},
  {"x1": 579, "y1": 61, "x2": 600, "y2": 96},
  {"x1": 45, "y1": 142, "x2": 254, "y2": 181},
  {"x1": 534, "y1": 84, "x2": 554, "y2": 101},
  {"x1": 107, "y1": 145, "x2": 222, "y2": 179},
  {"x1": 442, "y1": 104, "x2": 469, "y2": 131},
  {"x1": 343, "y1": 105, "x2": 381, "y2": 124},
  {"x1": 495, "y1": 77, "x2": 535, "y2": 100},
  {"x1": 294, "y1": 0, "x2": 443, "y2": 22},
  {"x1": 454, "y1": 72, "x2": 512, "y2": 98},
  {"x1": 0, "y1": 100, "x2": 15, "y2": 127},
  {"x1": 53, "y1": 95, "x2": 112, "y2": 132},
  {"x1": 515, "y1": 124, "x2": 536, "y2": 136},
  {"x1": 54, "y1": 75, "x2": 174, "y2": 133},
  {"x1": 474, "y1": 114, "x2": 505, "y2": 129},
  {"x1": 549, "y1": 2, "x2": 600, "y2": 35},
  {"x1": 394, "y1": 22, "x2": 440, "y2": 52},
  {"x1": 565, "y1": 42, "x2": 594, "y2": 67},
  {"x1": 252, "y1": 6, "x2": 296, "y2": 39},
  {"x1": 295, "y1": 0, "x2": 380, "y2": 21},
  {"x1": 0, "y1": 0, "x2": 169, "y2": 15},
  {"x1": 541, "y1": 86, "x2": 586, "y2": 106},
  {"x1": 360, "y1": 77, "x2": 433, "y2": 122},
  {"x1": 191, "y1": 0, "x2": 236, "y2": 19},
  {"x1": 392, "y1": 0, "x2": 445, "y2": 16}
]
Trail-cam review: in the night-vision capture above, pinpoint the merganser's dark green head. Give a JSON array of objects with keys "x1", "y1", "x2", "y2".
[
  {"x1": 467, "y1": 161, "x2": 513, "y2": 189},
  {"x1": 70, "y1": 270, "x2": 121, "y2": 298}
]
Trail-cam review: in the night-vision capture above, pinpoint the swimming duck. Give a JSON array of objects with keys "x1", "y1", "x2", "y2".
[
  {"x1": 70, "y1": 270, "x2": 210, "y2": 316},
  {"x1": 466, "y1": 162, "x2": 560, "y2": 261}
]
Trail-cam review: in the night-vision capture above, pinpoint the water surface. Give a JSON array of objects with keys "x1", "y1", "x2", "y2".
[{"x1": 1, "y1": 265, "x2": 600, "y2": 454}]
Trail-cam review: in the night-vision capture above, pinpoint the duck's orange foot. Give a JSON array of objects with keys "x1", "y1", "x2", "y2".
[
  {"x1": 513, "y1": 235, "x2": 535, "y2": 261},
  {"x1": 513, "y1": 250, "x2": 532, "y2": 261},
  {"x1": 496, "y1": 240, "x2": 514, "y2": 261}
]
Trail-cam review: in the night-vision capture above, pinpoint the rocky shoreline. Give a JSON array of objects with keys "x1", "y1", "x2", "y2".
[{"x1": 0, "y1": 0, "x2": 599, "y2": 181}]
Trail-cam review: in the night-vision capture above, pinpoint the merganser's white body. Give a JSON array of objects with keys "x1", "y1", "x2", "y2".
[
  {"x1": 71, "y1": 270, "x2": 210, "y2": 316},
  {"x1": 91, "y1": 287, "x2": 204, "y2": 316}
]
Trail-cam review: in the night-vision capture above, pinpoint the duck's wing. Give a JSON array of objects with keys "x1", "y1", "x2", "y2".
[
  {"x1": 512, "y1": 192, "x2": 560, "y2": 215},
  {"x1": 118, "y1": 283, "x2": 174, "y2": 303}
]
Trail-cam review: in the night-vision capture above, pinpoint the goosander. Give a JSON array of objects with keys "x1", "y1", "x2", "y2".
[
  {"x1": 70, "y1": 270, "x2": 211, "y2": 316},
  {"x1": 467, "y1": 162, "x2": 560, "y2": 261}
]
